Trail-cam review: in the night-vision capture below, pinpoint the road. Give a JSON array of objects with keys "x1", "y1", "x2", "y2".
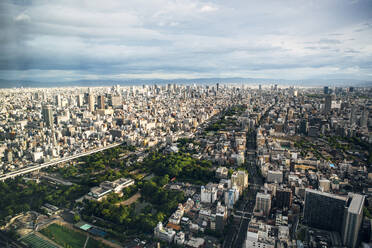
[
  {"x1": 224, "y1": 103, "x2": 275, "y2": 248},
  {"x1": 223, "y1": 128, "x2": 265, "y2": 248},
  {"x1": 0, "y1": 143, "x2": 122, "y2": 181}
]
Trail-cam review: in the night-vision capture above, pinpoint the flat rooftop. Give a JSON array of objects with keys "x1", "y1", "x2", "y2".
[
  {"x1": 305, "y1": 188, "x2": 347, "y2": 201},
  {"x1": 349, "y1": 194, "x2": 365, "y2": 214}
]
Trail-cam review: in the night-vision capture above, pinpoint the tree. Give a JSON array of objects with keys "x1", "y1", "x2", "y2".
[
  {"x1": 158, "y1": 175, "x2": 169, "y2": 186},
  {"x1": 73, "y1": 214, "x2": 81, "y2": 223}
]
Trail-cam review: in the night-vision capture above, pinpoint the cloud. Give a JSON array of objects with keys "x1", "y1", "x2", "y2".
[
  {"x1": 0, "y1": 0, "x2": 372, "y2": 82},
  {"x1": 14, "y1": 12, "x2": 30, "y2": 22},
  {"x1": 318, "y1": 39, "x2": 342, "y2": 44},
  {"x1": 200, "y1": 5, "x2": 218, "y2": 12}
]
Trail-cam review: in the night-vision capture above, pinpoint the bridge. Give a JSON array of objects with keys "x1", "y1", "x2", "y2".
[{"x1": 0, "y1": 143, "x2": 122, "y2": 182}]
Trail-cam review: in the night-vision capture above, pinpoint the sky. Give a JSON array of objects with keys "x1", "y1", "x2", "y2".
[{"x1": 1, "y1": 0, "x2": 372, "y2": 82}]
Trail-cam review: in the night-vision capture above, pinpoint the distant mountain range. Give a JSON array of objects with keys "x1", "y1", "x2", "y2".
[{"x1": 0, "y1": 77, "x2": 371, "y2": 88}]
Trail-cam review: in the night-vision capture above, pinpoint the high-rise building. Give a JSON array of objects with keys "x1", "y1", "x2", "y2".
[
  {"x1": 224, "y1": 186, "x2": 239, "y2": 209},
  {"x1": 76, "y1": 94, "x2": 83, "y2": 107},
  {"x1": 299, "y1": 119, "x2": 308, "y2": 135},
  {"x1": 275, "y1": 188, "x2": 292, "y2": 209},
  {"x1": 342, "y1": 194, "x2": 365, "y2": 248},
  {"x1": 350, "y1": 105, "x2": 356, "y2": 126},
  {"x1": 88, "y1": 94, "x2": 95, "y2": 112},
  {"x1": 324, "y1": 95, "x2": 332, "y2": 113},
  {"x1": 255, "y1": 193, "x2": 271, "y2": 216},
  {"x1": 361, "y1": 107, "x2": 368, "y2": 127},
  {"x1": 55, "y1": 95, "x2": 61, "y2": 107},
  {"x1": 42, "y1": 105, "x2": 53, "y2": 128},
  {"x1": 6, "y1": 149, "x2": 13, "y2": 163},
  {"x1": 324, "y1": 86, "x2": 329, "y2": 94},
  {"x1": 303, "y1": 189, "x2": 347, "y2": 232},
  {"x1": 97, "y1": 95, "x2": 105, "y2": 110},
  {"x1": 215, "y1": 202, "x2": 227, "y2": 233},
  {"x1": 231, "y1": 170, "x2": 248, "y2": 192}
]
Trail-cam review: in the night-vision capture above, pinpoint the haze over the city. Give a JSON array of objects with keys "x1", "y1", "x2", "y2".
[{"x1": 1, "y1": 0, "x2": 372, "y2": 86}]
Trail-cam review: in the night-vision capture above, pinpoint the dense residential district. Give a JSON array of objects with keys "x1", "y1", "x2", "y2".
[{"x1": 0, "y1": 84, "x2": 371, "y2": 248}]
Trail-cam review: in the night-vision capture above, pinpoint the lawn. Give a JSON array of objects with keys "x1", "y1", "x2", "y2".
[{"x1": 40, "y1": 223, "x2": 110, "y2": 248}]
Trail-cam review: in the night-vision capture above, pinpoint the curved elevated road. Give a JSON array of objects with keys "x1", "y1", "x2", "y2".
[{"x1": 0, "y1": 143, "x2": 122, "y2": 182}]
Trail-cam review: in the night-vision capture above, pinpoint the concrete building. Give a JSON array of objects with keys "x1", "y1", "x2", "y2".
[
  {"x1": 111, "y1": 95, "x2": 122, "y2": 108},
  {"x1": 231, "y1": 170, "x2": 248, "y2": 192},
  {"x1": 215, "y1": 202, "x2": 227, "y2": 233},
  {"x1": 88, "y1": 94, "x2": 95, "y2": 112},
  {"x1": 216, "y1": 166, "x2": 228, "y2": 179},
  {"x1": 200, "y1": 185, "x2": 217, "y2": 203},
  {"x1": 275, "y1": 188, "x2": 292, "y2": 209},
  {"x1": 174, "y1": 231, "x2": 185, "y2": 245},
  {"x1": 42, "y1": 104, "x2": 53, "y2": 128},
  {"x1": 255, "y1": 193, "x2": 271, "y2": 217},
  {"x1": 154, "y1": 222, "x2": 175, "y2": 243},
  {"x1": 224, "y1": 186, "x2": 239, "y2": 209},
  {"x1": 76, "y1": 94, "x2": 84, "y2": 107},
  {"x1": 342, "y1": 194, "x2": 365, "y2": 248},
  {"x1": 319, "y1": 179, "x2": 331, "y2": 192},
  {"x1": 97, "y1": 95, "x2": 105, "y2": 110},
  {"x1": 267, "y1": 170, "x2": 283, "y2": 183},
  {"x1": 325, "y1": 95, "x2": 332, "y2": 113},
  {"x1": 361, "y1": 107, "x2": 368, "y2": 128},
  {"x1": 303, "y1": 189, "x2": 347, "y2": 232}
]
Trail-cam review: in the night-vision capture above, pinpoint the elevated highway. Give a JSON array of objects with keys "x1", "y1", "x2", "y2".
[{"x1": 0, "y1": 143, "x2": 122, "y2": 182}]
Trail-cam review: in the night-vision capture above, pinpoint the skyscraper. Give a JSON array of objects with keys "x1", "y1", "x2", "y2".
[
  {"x1": 342, "y1": 194, "x2": 365, "y2": 248},
  {"x1": 55, "y1": 95, "x2": 61, "y2": 107},
  {"x1": 324, "y1": 95, "x2": 332, "y2": 113},
  {"x1": 303, "y1": 189, "x2": 347, "y2": 232},
  {"x1": 88, "y1": 94, "x2": 95, "y2": 112},
  {"x1": 324, "y1": 86, "x2": 329, "y2": 94},
  {"x1": 76, "y1": 94, "x2": 83, "y2": 107},
  {"x1": 361, "y1": 107, "x2": 368, "y2": 127},
  {"x1": 97, "y1": 95, "x2": 105, "y2": 110},
  {"x1": 350, "y1": 105, "x2": 356, "y2": 126},
  {"x1": 42, "y1": 105, "x2": 53, "y2": 128}
]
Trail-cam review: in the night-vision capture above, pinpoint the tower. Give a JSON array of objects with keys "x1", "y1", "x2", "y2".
[
  {"x1": 76, "y1": 94, "x2": 83, "y2": 107},
  {"x1": 42, "y1": 105, "x2": 53, "y2": 128},
  {"x1": 97, "y1": 95, "x2": 105, "y2": 110},
  {"x1": 88, "y1": 94, "x2": 95, "y2": 112},
  {"x1": 324, "y1": 95, "x2": 332, "y2": 113},
  {"x1": 361, "y1": 107, "x2": 368, "y2": 127},
  {"x1": 55, "y1": 95, "x2": 61, "y2": 107},
  {"x1": 303, "y1": 189, "x2": 347, "y2": 232},
  {"x1": 342, "y1": 194, "x2": 365, "y2": 248}
]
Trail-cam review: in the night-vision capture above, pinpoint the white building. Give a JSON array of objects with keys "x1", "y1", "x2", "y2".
[
  {"x1": 201, "y1": 186, "x2": 217, "y2": 203},
  {"x1": 154, "y1": 222, "x2": 175, "y2": 243},
  {"x1": 174, "y1": 231, "x2": 185, "y2": 245},
  {"x1": 32, "y1": 151, "x2": 44, "y2": 162},
  {"x1": 231, "y1": 170, "x2": 248, "y2": 192}
]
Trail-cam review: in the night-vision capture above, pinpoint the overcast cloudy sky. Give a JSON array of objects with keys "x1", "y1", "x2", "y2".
[{"x1": 1, "y1": 0, "x2": 372, "y2": 82}]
